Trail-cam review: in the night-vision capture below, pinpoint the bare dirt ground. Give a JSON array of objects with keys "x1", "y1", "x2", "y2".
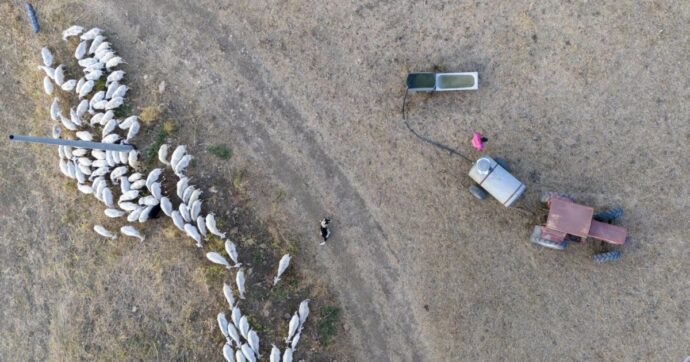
[{"x1": 1, "y1": 1, "x2": 689, "y2": 361}]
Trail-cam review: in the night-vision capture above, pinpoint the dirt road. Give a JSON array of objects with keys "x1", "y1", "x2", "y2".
[{"x1": 2, "y1": 1, "x2": 689, "y2": 361}]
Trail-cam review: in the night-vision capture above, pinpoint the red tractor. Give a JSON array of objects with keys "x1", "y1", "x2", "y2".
[{"x1": 530, "y1": 192, "x2": 628, "y2": 262}]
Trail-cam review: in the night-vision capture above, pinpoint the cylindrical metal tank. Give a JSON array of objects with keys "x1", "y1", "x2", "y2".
[{"x1": 468, "y1": 156, "x2": 526, "y2": 207}]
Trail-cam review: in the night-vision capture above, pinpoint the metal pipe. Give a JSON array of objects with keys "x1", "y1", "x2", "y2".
[{"x1": 8, "y1": 134, "x2": 135, "y2": 152}]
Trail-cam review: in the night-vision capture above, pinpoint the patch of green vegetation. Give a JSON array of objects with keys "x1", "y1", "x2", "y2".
[
  {"x1": 248, "y1": 317, "x2": 266, "y2": 334},
  {"x1": 206, "y1": 235, "x2": 225, "y2": 252},
  {"x1": 207, "y1": 144, "x2": 232, "y2": 160},
  {"x1": 113, "y1": 102, "x2": 133, "y2": 118},
  {"x1": 285, "y1": 239, "x2": 299, "y2": 256},
  {"x1": 274, "y1": 190, "x2": 287, "y2": 202},
  {"x1": 272, "y1": 284, "x2": 288, "y2": 302},
  {"x1": 270, "y1": 237, "x2": 281, "y2": 250},
  {"x1": 286, "y1": 277, "x2": 300, "y2": 290},
  {"x1": 94, "y1": 78, "x2": 107, "y2": 92},
  {"x1": 204, "y1": 265, "x2": 226, "y2": 287},
  {"x1": 319, "y1": 306, "x2": 341, "y2": 345},
  {"x1": 233, "y1": 169, "x2": 245, "y2": 189},
  {"x1": 251, "y1": 250, "x2": 263, "y2": 265},
  {"x1": 145, "y1": 126, "x2": 170, "y2": 165}
]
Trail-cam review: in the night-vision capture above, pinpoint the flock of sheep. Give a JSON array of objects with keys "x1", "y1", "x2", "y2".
[{"x1": 39, "y1": 25, "x2": 310, "y2": 362}]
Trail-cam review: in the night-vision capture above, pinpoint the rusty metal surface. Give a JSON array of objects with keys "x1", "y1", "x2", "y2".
[
  {"x1": 589, "y1": 220, "x2": 628, "y2": 244},
  {"x1": 546, "y1": 198, "x2": 594, "y2": 237},
  {"x1": 539, "y1": 226, "x2": 568, "y2": 243}
]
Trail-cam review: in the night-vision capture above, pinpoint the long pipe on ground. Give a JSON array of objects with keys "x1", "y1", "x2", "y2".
[{"x1": 8, "y1": 134, "x2": 135, "y2": 152}]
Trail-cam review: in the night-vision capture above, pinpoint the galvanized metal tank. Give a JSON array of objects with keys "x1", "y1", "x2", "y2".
[{"x1": 468, "y1": 156, "x2": 525, "y2": 207}]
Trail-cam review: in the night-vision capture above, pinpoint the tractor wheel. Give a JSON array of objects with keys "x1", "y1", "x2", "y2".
[
  {"x1": 539, "y1": 191, "x2": 575, "y2": 204},
  {"x1": 469, "y1": 185, "x2": 487, "y2": 200},
  {"x1": 530, "y1": 226, "x2": 567, "y2": 250},
  {"x1": 539, "y1": 192, "x2": 551, "y2": 203},
  {"x1": 592, "y1": 250, "x2": 621, "y2": 263},
  {"x1": 494, "y1": 157, "x2": 509, "y2": 171},
  {"x1": 593, "y1": 208, "x2": 624, "y2": 222}
]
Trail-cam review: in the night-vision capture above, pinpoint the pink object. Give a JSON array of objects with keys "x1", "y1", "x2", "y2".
[
  {"x1": 471, "y1": 132, "x2": 485, "y2": 151},
  {"x1": 541, "y1": 197, "x2": 628, "y2": 245}
]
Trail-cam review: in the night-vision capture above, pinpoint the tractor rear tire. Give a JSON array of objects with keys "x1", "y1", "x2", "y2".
[
  {"x1": 592, "y1": 250, "x2": 621, "y2": 263},
  {"x1": 593, "y1": 208, "x2": 624, "y2": 222},
  {"x1": 469, "y1": 185, "x2": 487, "y2": 200},
  {"x1": 539, "y1": 191, "x2": 575, "y2": 204},
  {"x1": 530, "y1": 226, "x2": 567, "y2": 250}
]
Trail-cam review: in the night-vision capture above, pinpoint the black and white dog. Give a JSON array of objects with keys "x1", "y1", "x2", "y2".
[{"x1": 320, "y1": 218, "x2": 331, "y2": 245}]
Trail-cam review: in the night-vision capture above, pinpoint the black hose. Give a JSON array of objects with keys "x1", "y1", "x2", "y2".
[
  {"x1": 402, "y1": 90, "x2": 409, "y2": 119},
  {"x1": 403, "y1": 118, "x2": 473, "y2": 164},
  {"x1": 401, "y1": 87, "x2": 473, "y2": 163}
]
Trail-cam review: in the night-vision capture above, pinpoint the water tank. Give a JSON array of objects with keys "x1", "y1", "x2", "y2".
[{"x1": 468, "y1": 156, "x2": 525, "y2": 207}]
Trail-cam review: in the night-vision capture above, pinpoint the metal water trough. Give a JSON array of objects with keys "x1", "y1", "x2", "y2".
[{"x1": 402, "y1": 72, "x2": 478, "y2": 118}]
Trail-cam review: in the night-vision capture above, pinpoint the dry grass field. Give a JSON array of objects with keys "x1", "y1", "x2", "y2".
[{"x1": 1, "y1": 1, "x2": 688, "y2": 361}]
